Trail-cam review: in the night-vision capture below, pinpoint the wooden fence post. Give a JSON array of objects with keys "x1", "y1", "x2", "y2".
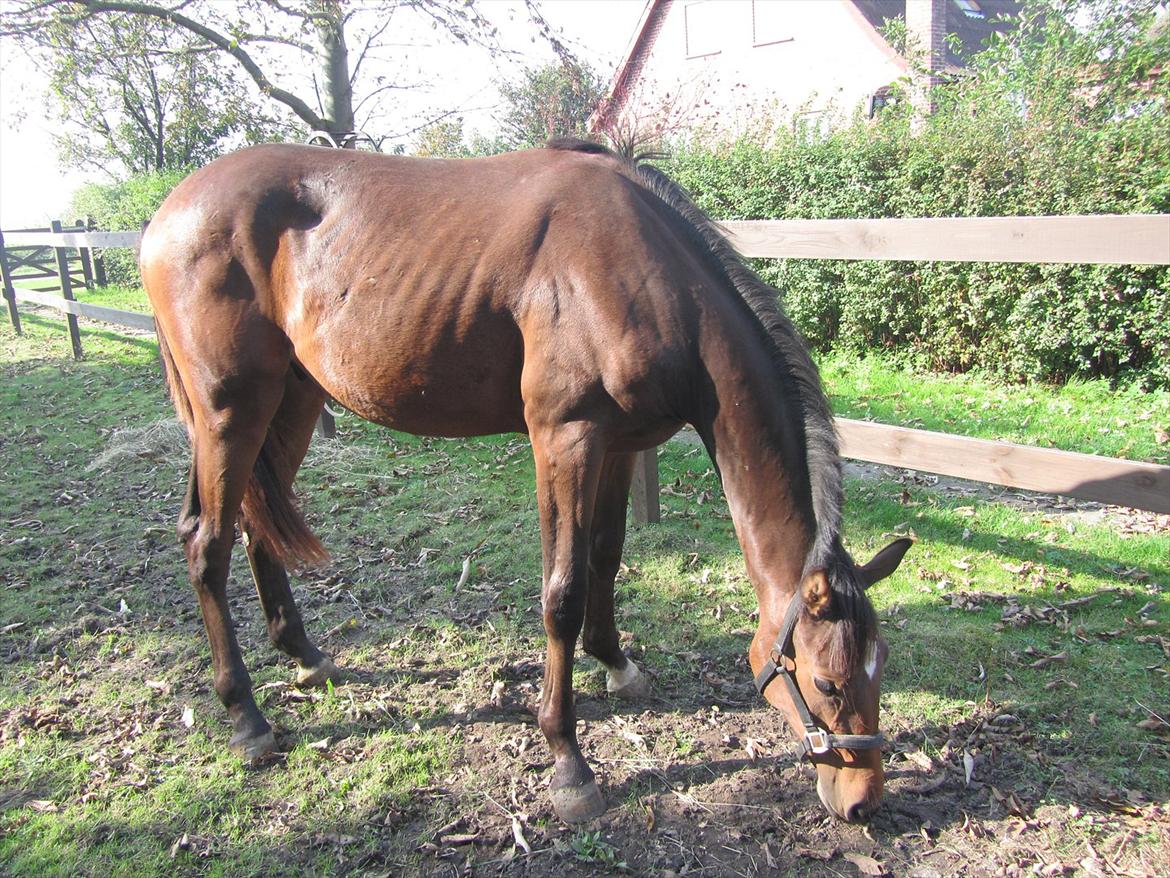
[
  {"x1": 0, "y1": 230, "x2": 22, "y2": 335},
  {"x1": 51, "y1": 220, "x2": 84, "y2": 359},
  {"x1": 316, "y1": 403, "x2": 337, "y2": 439},
  {"x1": 630, "y1": 447, "x2": 661, "y2": 523},
  {"x1": 88, "y1": 217, "x2": 108, "y2": 286},
  {"x1": 75, "y1": 218, "x2": 96, "y2": 292}
]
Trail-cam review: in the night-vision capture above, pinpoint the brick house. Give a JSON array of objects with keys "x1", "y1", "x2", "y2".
[{"x1": 592, "y1": 0, "x2": 1020, "y2": 144}]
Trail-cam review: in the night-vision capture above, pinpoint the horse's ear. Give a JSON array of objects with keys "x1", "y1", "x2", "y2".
[
  {"x1": 801, "y1": 569, "x2": 833, "y2": 619},
  {"x1": 858, "y1": 538, "x2": 914, "y2": 588}
]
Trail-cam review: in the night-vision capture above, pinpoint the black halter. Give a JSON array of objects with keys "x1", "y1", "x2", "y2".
[{"x1": 753, "y1": 594, "x2": 885, "y2": 758}]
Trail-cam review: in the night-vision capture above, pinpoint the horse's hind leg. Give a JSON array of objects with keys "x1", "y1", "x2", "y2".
[
  {"x1": 241, "y1": 371, "x2": 337, "y2": 687},
  {"x1": 182, "y1": 388, "x2": 285, "y2": 759},
  {"x1": 582, "y1": 452, "x2": 650, "y2": 699}
]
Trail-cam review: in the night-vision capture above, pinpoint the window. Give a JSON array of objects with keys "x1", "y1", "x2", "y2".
[
  {"x1": 867, "y1": 86, "x2": 898, "y2": 118},
  {"x1": 684, "y1": 2, "x2": 721, "y2": 58},
  {"x1": 954, "y1": 0, "x2": 985, "y2": 18},
  {"x1": 752, "y1": 0, "x2": 795, "y2": 48}
]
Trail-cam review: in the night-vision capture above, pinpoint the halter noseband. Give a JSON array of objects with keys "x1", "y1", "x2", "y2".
[{"x1": 753, "y1": 593, "x2": 885, "y2": 758}]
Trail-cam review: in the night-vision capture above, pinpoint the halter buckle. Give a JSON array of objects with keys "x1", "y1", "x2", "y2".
[{"x1": 804, "y1": 728, "x2": 832, "y2": 755}]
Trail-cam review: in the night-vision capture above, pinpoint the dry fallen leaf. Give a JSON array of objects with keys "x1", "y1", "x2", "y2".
[
  {"x1": 1029, "y1": 651, "x2": 1068, "y2": 669},
  {"x1": 903, "y1": 750, "x2": 935, "y2": 771},
  {"x1": 511, "y1": 816, "x2": 531, "y2": 854},
  {"x1": 762, "y1": 841, "x2": 776, "y2": 869},
  {"x1": 963, "y1": 751, "x2": 976, "y2": 786},
  {"x1": 455, "y1": 556, "x2": 472, "y2": 590},
  {"x1": 797, "y1": 847, "x2": 836, "y2": 861},
  {"x1": 842, "y1": 851, "x2": 886, "y2": 876},
  {"x1": 744, "y1": 737, "x2": 767, "y2": 761},
  {"x1": 169, "y1": 833, "x2": 190, "y2": 858}
]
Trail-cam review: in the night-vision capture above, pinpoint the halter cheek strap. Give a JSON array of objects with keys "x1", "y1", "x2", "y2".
[{"x1": 753, "y1": 594, "x2": 885, "y2": 758}]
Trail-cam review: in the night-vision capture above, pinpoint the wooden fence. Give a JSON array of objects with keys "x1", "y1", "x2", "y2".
[
  {"x1": 3, "y1": 216, "x2": 1168, "y2": 514},
  {"x1": 631, "y1": 213, "x2": 1170, "y2": 518}
]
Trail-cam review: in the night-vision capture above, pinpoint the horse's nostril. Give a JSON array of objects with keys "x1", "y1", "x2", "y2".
[{"x1": 846, "y1": 802, "x2": 874, "y2": 823}]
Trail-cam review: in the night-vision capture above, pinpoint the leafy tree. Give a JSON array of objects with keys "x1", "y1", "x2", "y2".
[
  {"x1": 496, "y1": 59, "x2": 605, "y2": 149},
  {"x1": 42, "y1": 14, "x2": 289, "y2": 173},
  {"x1": 1, "y1": 0, "x2": 563, "y2": 146},
  {"x1": 412, "y1": 116, "x2": 472, "y2": 158}
]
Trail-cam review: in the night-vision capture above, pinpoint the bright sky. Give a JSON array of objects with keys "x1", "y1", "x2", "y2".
[{"x1": 0, "y1": 0, "x2": 647, "y2": 228}]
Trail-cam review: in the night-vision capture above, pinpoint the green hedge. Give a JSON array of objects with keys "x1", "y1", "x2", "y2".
[
  {"x1": 659, "y1": 2, "x2": 1169, "y2": 389},
  {"x1": 69, "y1": 168, "x2": 190, "y2": 286}
]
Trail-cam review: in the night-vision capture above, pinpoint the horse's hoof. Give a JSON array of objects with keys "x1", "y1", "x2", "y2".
[
  {"x1": 296, "y1": 656, "x2": 340, "y2": 688},
  {"x1": 229, "y1": 729, "x2": 278, "y2": 762},
  {"x1": 550, "y1": 779, "x2": 606, "y2": 823},
  {"x1": 606, "y1": 661, "x2": 650, "y2": 699}
]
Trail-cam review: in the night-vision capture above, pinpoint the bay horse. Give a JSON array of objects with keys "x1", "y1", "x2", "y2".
[{"x1": 139, "y1": 139, "x2": 911, "y2": 824}]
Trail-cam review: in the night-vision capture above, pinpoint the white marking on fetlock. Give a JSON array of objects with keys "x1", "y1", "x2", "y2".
[
  {"x1": 605, "y1": 660, "x2": 649, "y2": 698},
  {"x1": 296, "y1": 656, "x2": 339, "y2": 688}
]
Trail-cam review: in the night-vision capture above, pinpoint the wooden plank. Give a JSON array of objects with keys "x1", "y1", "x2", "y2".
[
  {"x1": 13, "y1": 288, "x2": 156, "y2": 332},
  {"x1": 6, "y1": 251, "x2": 55, "y2": 275},
  {"x1": 0, "y1": 231, "x2": 22, "y2": 334},
  {"x1": 724, "y1": 215, "x2": 1170, "y2": 265},
  {"x1": 835, "y1": 418, "x2": 1169, "y2": 514},
  {"x1": 51, "y1": 221, "x2": 83, "y2": 359},
  {"x1": 316, "y1": 404, "x2": 337, "y2": 439},
  {"x1": 630, "y1": 448, "x2": 661, "y2": 523},
  {"x1": 2, "y1": 230, "x2": 141, "y2": 249}
]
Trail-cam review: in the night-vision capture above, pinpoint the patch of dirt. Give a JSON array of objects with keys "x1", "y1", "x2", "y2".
[{"x1": 283, "y1": 651, "x2": 1170, "y2": 877}]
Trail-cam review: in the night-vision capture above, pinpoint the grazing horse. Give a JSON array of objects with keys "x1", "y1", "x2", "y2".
[{"x1": 140, "y1": 139, "x2": 911, "y2": 824}]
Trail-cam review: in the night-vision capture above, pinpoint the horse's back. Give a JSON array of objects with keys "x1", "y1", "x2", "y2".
[{"x1": 141, "y1": 144, "x2": 694, "y2": 444}]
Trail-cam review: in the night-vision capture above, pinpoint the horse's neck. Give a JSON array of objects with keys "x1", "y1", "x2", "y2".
[{"x1": 692, "y1": 315, "x2": 816, "y2": 623}]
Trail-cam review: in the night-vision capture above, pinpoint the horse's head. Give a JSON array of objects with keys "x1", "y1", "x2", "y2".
[{"x1": 753, "y1": 538, "x2": 912, "y2": 823}]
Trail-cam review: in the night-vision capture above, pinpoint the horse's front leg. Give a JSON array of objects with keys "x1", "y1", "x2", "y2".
[{"x1": 530, "y1": 421, "x2": 607, "y2": 823}]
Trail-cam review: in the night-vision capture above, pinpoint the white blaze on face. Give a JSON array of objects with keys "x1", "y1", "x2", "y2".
[{"x1": 864, "y1": 641, "x2": 879, "y2": 681}]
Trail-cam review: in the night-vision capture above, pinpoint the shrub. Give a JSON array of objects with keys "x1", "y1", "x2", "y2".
[
  {"x1": 659, "y1": 1, "x2": 1169, "y2": 388},
  {"x1": 69, "y1": 168, "x2": 189, "y2": 285}
]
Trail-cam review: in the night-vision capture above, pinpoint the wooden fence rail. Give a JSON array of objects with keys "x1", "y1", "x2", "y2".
[
  {"x1": 637, "y1": 213, "x2": 1170, "y2": 517},
  {"x1": 722, "y1": 214, "x2": 1170, "y2": 265},
  {"x1": 3, "y1": 216, "x2": 1167, "y2": 514}
]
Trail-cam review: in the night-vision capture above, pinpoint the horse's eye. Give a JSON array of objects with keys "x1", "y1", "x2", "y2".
[{"x1": 813, "y1": 677, "x2": 839, "y2": 696}]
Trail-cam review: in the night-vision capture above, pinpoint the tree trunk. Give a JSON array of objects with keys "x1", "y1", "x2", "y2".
[{"x1": 315, "y1": 7, "x2": 353, "y2": 137}]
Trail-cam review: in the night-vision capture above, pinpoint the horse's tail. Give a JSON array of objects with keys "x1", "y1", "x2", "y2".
[{"x1": 156, "y1": 324, "x2": 327, "y2": 568}]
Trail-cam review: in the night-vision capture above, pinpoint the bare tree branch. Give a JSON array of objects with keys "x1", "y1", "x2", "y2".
[
  {"x1": 21, "y1": 0, "x2": 330, "y2": 130},
  {"x1": 348, "y1": 9, "x2": 396, "y2": 87},
  {"x1": 351, "y1": 77, "x2": 422, "y2": 117}
]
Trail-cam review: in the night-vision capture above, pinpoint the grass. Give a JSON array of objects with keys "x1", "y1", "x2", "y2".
[
  {"x1": 1, "y1": 306, "x2": 1167, "y2": 876},
  {"x1": 818, "y1": 350, "x2": 1170, "y2": 464}
]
